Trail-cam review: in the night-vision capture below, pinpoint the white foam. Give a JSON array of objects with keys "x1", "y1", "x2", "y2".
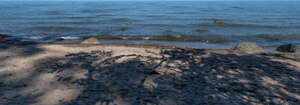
[
  {"x1": 60, "y1": 36, "x2": 81, "y2": 40},
  {"x1": 25, "y1": 36, "x2": 45, "y2": 40}
]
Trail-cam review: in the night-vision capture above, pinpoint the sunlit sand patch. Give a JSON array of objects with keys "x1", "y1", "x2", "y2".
[
  {"x1": 143, "y1": 76, "x2": 159, "y2": 91},
  {"x1": 34, "y1": 88, "x2": 81, "y2": 105},
  {"x1": 261, "y1": 76, "x2": 283, "y2": 86}
]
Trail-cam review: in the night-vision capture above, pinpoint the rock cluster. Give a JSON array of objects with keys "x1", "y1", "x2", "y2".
[{"x1": 276, "y1": 44, "x2": 300, "y2": 59}]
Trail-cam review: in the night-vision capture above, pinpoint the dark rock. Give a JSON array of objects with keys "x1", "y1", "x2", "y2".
[
  {"x1": 0, "y1": 34, "x2": 11, "y2": 40},
  {"x1": 214, "y1": 19, "x2": 223, "y2": 24},
  {"x1": 232, "y1": 6, "x2": 242, "y2": 9},
  {"x1": 13, "y1": 83, "x2": 27, "y2": 88},
  {"x1": 234, "y1": 42, "x2": 265, "y2": 54},
  {"x1": 82, "y1": 37, "x2": 100, "y2": 44},
  {"x1": 196, "y1": 29, "x2": 209, "y2": 32},
  {"x1": 276, "y1": 44, "x2": 300, "y2": 53},
  {"x1": 0, "y1": 82, "x2": 6, "y2": 87},
  {"x1": 149, "y1": 70, "x2": 160, "y2": 75},
  {"x1": 56, "y1": 37, "x2": 65, "y2": 41}
]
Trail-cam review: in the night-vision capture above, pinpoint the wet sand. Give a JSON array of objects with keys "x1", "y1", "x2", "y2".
[{"x1": 0, "y1": 41, "x2": 299, "y2": 105}]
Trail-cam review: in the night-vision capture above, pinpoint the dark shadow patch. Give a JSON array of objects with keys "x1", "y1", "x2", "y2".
[{"x1": 0, "y1": 40, "x2": 43, "y2": 61}]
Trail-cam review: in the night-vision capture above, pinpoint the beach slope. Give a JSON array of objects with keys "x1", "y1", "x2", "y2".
[{"x1": 0, "y1": 41, "x2": 299, "y2": 105}]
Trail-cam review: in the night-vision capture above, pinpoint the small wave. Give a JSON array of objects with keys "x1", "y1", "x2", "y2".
[
  {"x1": 24, "y1": 36, "x2": 46, "y2": 40},
  {"x1": 41, "y1": 11, "x2": 69, "y2": 15},
  {"x1": 250, "y1": 34, "x2": 300, "y2": 41},
  {"x1": 167, "y1": 11, "x2": 197, "y2": 14},
  {"x1": 81, "y1": 9, "x2": 107, "y2": 13},
  {"x1": 30, "y1": 26, "x2": 96, "y2": 32},
  {"x1": 59, "y1": 36, "x2": 81, "y2": 40},
  {"x1": 23, "y1": 35, "x2": 82, "y2": 41},
  {"x1": 96, "y1": 14, "x2": 115, "y2": 17},
  {"x1": 90, "y1": 35, "x2": 231, "y2": 44},
  {"x1": 31, "y1": 21, "x2": 101, "y2": 25},
  {"x1": 139, "y1": 24, "x2": 171, "y2": 27},
  {"x1": 36, "y1": 16, "x2": 97, "y2": 20},
  {"x1": 137, "y1": 24, "x2": 189, "y2": 28},
  {"x1": 85, "y1": 34, "x2": 300, "y2": 44},
  {"x1": 55, "y1": 21, "x2": 101, "y2": 25},
  {"x1": 110, "y1": 18, "x2": 132, "y2": 22},
  {"x1": 102, "y1": 18, "x2": 140, "y2": 23},
  {"x1": 231, "y1": 6, "x2": 243, "y2": 9},
  {"x1": 23, "y1": 35, "x2": 59, "y2": 41},
  {"x1": 144, "y1": 15, "x2": 165, "y2": 18},
  {"x1": 199, "y1": 23, "x2": 292, "y2": 29},
  {"x1": 169, "y1": 6, "x2": 187, "y2": 8},
  {"x1": 220, "y1": 34, "x2": 300, "y2": 43}
]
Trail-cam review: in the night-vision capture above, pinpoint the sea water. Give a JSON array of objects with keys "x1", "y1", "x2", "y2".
[{"x1": 0, "y1": 1, "x2": 300, "y2": 48}]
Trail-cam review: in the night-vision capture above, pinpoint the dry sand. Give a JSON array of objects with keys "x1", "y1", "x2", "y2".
[{"x1": 0, "y1": 41, "x2": 299, "y2": 105}]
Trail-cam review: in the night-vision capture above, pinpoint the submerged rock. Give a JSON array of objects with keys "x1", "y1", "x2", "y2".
[
  {"x1": 234, "y1": 42, "x2": 265, "y2": 54},
  {"x1": 232, "y1": 6, "x2": 243, "y2": 9},
  {"x1": 276, "y1": 44, "x2": 300, "y2": 53},
  {"x1": 214, "y1": 19, "x2": 223, "y2": 24},
  {"x1": 195, "y1": 29, "x2": 208, "y2": 32},
  {"x1": 0, "y1": 34, "x2": 11, "y2": 40},
  {"x1": 82, "y1": 37, "x2": 100, "y2": 44}
]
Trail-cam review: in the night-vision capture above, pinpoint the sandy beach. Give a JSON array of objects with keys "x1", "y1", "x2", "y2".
[{"x1": 0, "y1": 40, "x2": 299, "y2": 105}]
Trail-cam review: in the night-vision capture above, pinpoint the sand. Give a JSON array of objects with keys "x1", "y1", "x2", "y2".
[{"x1": 0, "y1": 41, "x2": 299, "y2": 105}]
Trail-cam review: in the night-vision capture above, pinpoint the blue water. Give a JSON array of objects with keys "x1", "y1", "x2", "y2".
[{"x1": 1, "y1": 1, "x2": 300, "y2": 47}]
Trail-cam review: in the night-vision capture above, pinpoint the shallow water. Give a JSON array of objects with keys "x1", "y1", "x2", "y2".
[{"x1": 1, "y1": 1, "x2": 300, "y2": 47}]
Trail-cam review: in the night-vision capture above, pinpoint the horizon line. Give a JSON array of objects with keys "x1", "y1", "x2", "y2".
[{"x1": 1, "y1": 0, "x2": 300, "y2": 1}]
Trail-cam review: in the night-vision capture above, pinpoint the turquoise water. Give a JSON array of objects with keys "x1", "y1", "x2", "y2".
[{"x1": 1, "y1": 1, "x2": 300, "y2": 46}]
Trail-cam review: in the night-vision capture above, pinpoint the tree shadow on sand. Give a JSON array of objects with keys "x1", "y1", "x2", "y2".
[
  {"x1": 0, "y1": 41, "x2": 46, "y2": 105},
  {"x1": 0, "y1": 40, "x2": 43, "y2": 61},
  {"x1": 1, "y1": 48, "x2": 299, "y2": 105}
]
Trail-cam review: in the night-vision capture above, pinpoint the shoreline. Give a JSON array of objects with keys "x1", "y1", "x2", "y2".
[
  {"x1": 3, "y1": 33, "x2": 300, "y2": 52},
  {"x1": 2, "y1": 35, "x2": 282, "y2": 52}
]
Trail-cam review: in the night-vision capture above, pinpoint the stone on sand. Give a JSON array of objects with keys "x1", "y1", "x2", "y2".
[
  {"x1": 276, "y1": 44, "x2": 300, "y2": 53},
  {"x1": 277, "y1": 44, "x2": 300, "y2": 59},
  {"x1": 234, "y1": 42, "x2": 265, "y2": 54},
  {"x1": 82, "y1": 37, "x2": 100, "y2": 44}
]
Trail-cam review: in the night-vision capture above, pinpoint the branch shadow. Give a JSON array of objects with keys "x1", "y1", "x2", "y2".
[
  {"x1": 0, "y1": 41, "x2": 45, "y2": 105},
  {"x1": 1, "y1": 48, "x2": 299, "y2": 105},
  {"x1": 0, "y1": 40, "x2": 43, "y2": 61}
]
